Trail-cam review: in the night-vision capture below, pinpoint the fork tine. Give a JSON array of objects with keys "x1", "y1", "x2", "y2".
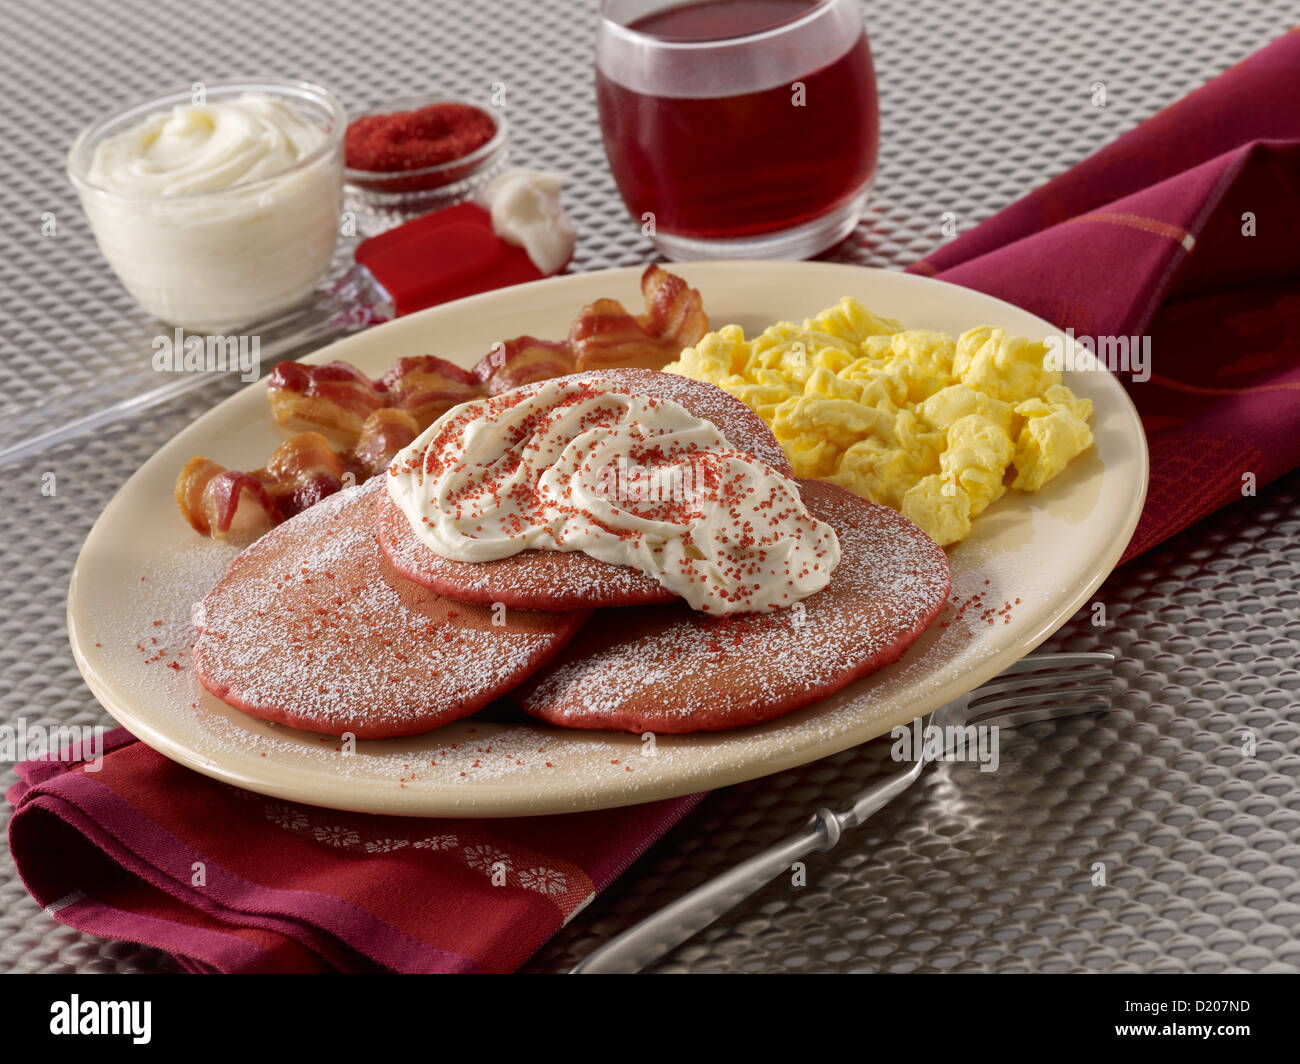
[
  {"x1": 964, "y1": 686, "x2": 1111, "y2": 724},
  {"x1": 970, "y1": 667, "x2": 1111, "y2": 704},
  {"x1": 985, "y1": 652, "x2": 1114, "y2": 677},
  {"x1": 974, "y1": 698, "x2": 1109, "y2": 730}
]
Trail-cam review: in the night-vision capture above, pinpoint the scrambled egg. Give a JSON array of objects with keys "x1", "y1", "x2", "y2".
[{"x1": 665, "y1": 299, "x2": 1094, "y2": 546}]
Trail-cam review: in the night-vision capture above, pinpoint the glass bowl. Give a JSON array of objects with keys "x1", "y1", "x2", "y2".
[
  {"x1": 343, "y1": 94, "x2": 508, "y2": 235},
  {"x1": 67, "y1": 78, "x2": 346, "y2": 332}
]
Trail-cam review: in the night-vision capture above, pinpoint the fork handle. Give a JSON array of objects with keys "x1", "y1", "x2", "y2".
[
  {"x1": 570, "y1": 813, "x2": 834, "y2": 974},
  {"x1": 572, "y1": 761, "x2": 923, "y2": 973}
]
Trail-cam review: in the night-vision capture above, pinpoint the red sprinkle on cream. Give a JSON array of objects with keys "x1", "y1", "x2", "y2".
[{"x1": 386, "y1": 378, "x2": 840, "y2": 614}]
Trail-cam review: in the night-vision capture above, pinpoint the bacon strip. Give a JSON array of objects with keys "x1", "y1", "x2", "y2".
[
  {"x1": 267, "y1": 356, "x2": 481, "y2": 436},
  {"x1": 271, "y1": 265, "x2": 708, "y2": 421},
  {"x1": 178, "y1": 266, "x2": 707, "y2": 540},
  {"x1": 473, "y1": 336, "x2": 577, "y2": 396},
  {"x1": 471, "y1": 265, "x2": 708, "y2": 394},
  {"x1": 176, "y1": 411, "x2": 419, "y2": 543},
  {"x1": 379, "y1": 356, "x2": 484, "y2": 427},
  {"x1": 572, "y1": 266, "x2": 709, "y2": 374}
]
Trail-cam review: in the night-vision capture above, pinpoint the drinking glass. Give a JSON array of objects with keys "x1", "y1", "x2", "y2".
[{"x1": 595, "y1": 0, "x2": 880, "y2": 260}]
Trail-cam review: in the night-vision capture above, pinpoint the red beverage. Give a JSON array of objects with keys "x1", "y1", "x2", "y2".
[
  {"x1": 628, "y1": 0, "x2": 820, "y2": 40},
  {"x1": 596, "y1": 0, "x2": 879, "y2": 257}
]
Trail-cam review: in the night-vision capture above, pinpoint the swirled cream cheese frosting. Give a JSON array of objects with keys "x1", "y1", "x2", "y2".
[
  {"x1": 74, "y1": 89, "x2": 343, "y2": 330},
  {"x1": 386, "y1": 378, "x2": 841, "y2": 614},
  {"x1": 87, "y1": 94, "x2": 328, "y2": 196}
]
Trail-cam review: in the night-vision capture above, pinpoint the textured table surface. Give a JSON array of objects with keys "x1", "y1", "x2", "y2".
[{"x1": 1, "y1": 0, "x2": 1296, "y2": 974}]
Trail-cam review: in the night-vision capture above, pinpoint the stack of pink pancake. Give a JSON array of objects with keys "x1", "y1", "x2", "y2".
[{"x1": 194, "y1": 371, "x2": 951, "y2": 738}]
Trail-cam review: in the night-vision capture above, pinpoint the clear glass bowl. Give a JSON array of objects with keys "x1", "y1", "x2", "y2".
[
  {"x1": 343, "y1": 95, "x2": 508, "y2": 235},
  {"x1": 67, "y1": 78, "x2": 346, "y2": 332}
]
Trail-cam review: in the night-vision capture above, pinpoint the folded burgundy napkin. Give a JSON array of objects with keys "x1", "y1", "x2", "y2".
[
  {"x1": 7, "y1": 730, "x2": 702, "y2": 972},
  {"x1": 910, "y1": 28, "x2": 1300, "y2": 563},
  {"x1": 10, "y1": 30, "x2": 1299, "y2": 975}
]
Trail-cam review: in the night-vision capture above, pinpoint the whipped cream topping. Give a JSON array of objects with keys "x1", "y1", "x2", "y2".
[{"x1": 386, "y1": 378, "x2": 840, "y2": 614}]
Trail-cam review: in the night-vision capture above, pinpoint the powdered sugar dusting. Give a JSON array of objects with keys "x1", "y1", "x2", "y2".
[
  {"x1": 93, "y1": 537, "x2": 241, "y2": 693},
  {"x1": 379, "y1": 491, "x2": 669, "y2": 604},
  {"x1": 193, "y1": 480, "x2": 585, "y2": 738},
  {"x1": 518, "y1": 480, "x2": 951, "y2": 731}
]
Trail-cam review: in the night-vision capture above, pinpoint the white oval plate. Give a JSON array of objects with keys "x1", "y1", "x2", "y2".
[{"x1": 67, "y1": 262, "x2": 1147, "y2": 817}]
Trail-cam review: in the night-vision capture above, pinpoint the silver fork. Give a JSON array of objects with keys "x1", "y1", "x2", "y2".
[{"x1": 570, "y1": 651, "x2": 1113, "y2": 974}]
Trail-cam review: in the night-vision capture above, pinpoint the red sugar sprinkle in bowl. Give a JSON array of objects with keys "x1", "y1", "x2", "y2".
[
  {"x1": 347, "y1": 102, "x2": 497, "y2": 174},
  {"x1": 343, "y1": 94, "x2": 508, "y2": 231}
]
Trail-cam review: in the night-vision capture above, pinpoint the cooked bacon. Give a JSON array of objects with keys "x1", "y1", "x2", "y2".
[
  {"x1": 267, "y1": 266, "x2": 707, "y2": 438},
  {"x1": 639, "y1": 263, "x2": 709, "y2": 350},
  {"x1": 569, "y1": 296, "x2": 676, "y2": 373},
  {"x1": 471, "y1": 265, "x2": 706, "y2": 392},
  {"x1": 267, "y1": 360, "x2": 386, "y2": 437},
  {"x1": 353, "y1": 408, "x2": 420, "y2": 479},
  {"x1": 380, "y1": 356, "x2": 484, "y2": 425},
  {"x1": 571, "y1": 266, "x2": 708, "y2": 373},
  {"x1": 179, "y1": 267, "x2": 709, "y2": 539},
  {"x1": 176, "y1": 457, "x2": 277, "y2": 542},
  {"x1": 473, "y1": 336, "x2": 577, "y2": 396},
  {"x1": 175, "y1": 412, "x2": 420, "y2": 542},
  {"x1": 267, "y1": 354, "x2": 486, "y2": 441}
]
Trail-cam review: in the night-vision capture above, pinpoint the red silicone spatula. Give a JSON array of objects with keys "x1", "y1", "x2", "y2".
[{"x1": 355, "y1": 200, "x2": 556, "y2": 315}]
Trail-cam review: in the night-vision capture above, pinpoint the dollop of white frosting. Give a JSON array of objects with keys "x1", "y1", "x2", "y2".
[
  {"x1": 387, "y1": 378, "x2": 840, "y2": 614},
  {"x1": 87, "y1": 93, "x2": 328, "y2": 196},
  {"x1": 477, "y1": 168, "x2": 576, "y2": 275}
]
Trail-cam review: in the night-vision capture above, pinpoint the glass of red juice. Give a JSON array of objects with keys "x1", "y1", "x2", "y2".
[{"x1": 595, "y1": 0, "x2": 879, "y2": 260}]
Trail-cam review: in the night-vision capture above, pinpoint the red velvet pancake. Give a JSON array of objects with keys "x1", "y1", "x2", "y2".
[
  {"x1": 378, "y1": 369, "x2": 794, "y2": 611},
  {"x1": 193, "y1": 479, "x2": 589, "y2": 738},
  {"x1": 515, "y1": 480, "x2": 950, "y2": 733}
]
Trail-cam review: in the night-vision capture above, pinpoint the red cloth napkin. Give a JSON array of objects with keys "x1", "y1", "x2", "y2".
[
  {"x1": 6, "y1": 731, "x2": 702, "y2": 973},
  {"x1": 10, "y1": 30, "x2": 1300, "y2": 975},
  {"x1": 910, "y1": 28, "x2": 1300, "y2": 563}
]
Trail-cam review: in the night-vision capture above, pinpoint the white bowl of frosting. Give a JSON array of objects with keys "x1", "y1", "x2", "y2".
[{"x1": 67, "y1": 79, "x2": 346, "y2": 332}]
